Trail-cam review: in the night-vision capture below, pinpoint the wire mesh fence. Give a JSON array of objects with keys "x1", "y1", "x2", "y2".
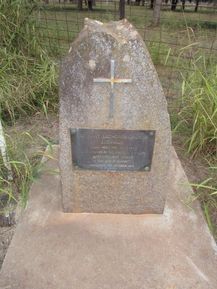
[
  {"x1": 35, "y1": 2, "x2": 217, "y2": 55},
  {"x1": 33, "y1": 0, "x2": 217, "y2": 98},
  {"x1": 35, "y1": 1, "x2": 121, "y2": 54}
]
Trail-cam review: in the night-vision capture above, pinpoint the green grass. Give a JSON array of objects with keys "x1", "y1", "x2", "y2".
[
  {"x1": 172, "y1": 55, "x2": 217, "y2": 237},
  {"x1": 0, "y1": 49, "x2": 57, "y2": 122},
  {"x1": 0, "y1": 0, "x2": 58, "y2": 123},
  {"x1": 0, "y1": 130, "x2": 55, "y2": 211},
  {"x1": 0, "y1": 132, "x2": 39, "y2": 209},
  {"x1": 175, "y1": 58, "x2": 217, "y2": 158},
  {"x1": 190, "y1": 176, "x2": 217, "y2": 239},
  {"x1": 0, "y1": 0, "x2": 58, "y2": 209}
]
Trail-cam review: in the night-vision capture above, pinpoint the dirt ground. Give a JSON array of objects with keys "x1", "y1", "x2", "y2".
[{"x1": 0, "y1": 111, "x2": 216, "y2": 270}]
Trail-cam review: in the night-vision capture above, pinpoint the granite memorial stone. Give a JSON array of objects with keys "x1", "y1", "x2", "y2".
[{"x1": 59, "y1": 18, "x2": 172, "y2": 213}]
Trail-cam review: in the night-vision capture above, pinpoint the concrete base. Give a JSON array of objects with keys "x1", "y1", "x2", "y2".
[{"x1": 0, "y1": 146, "x2": 217, "y2": 289}]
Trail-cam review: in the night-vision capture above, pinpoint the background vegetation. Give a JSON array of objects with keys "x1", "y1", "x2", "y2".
[
  {"x1": 0, "y1": 0, "x2": 57, "y2": 216},
  {"x1": 0, "y1": 0, "x2": 57, "y2": 122}
]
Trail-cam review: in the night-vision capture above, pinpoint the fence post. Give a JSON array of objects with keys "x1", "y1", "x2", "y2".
[
  {"x1": 0, "y1": 120, "x2": 13, "y2": 181},
  {"x1": 119, "y1": 0, "x2": 125, "y2": 20},
  {"x1": 78, "y1": 0, "x2": 83, "y2": 10}
]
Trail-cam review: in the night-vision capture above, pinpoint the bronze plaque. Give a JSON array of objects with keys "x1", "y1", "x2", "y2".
[{"x1": 70, "y1": 129, "x2": 155, "y2": 171}]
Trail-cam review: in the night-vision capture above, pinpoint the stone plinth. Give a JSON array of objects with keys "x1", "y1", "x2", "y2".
[{"x1": 0, "y1": 146, "x2": 217, "y2": 289}]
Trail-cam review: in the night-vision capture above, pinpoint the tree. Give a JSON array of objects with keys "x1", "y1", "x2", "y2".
[
  {"x1": 78, "y1": 0, "x2": 93, "y2": 10},
  {"x1": 195, "y1": 0, "x2": 200, "y2": 12},
  {"x1": 171, "y1": 0, "x2": 178, "y2": 10},
  {"x1": 152, "y1": 0, "x2": 162, "y2": 25},
  {"x1": 150, "y1": 0, "x2": 155, "y2": 9}
]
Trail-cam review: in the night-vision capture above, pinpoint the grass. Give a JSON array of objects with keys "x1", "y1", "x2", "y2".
[
  {"x1": 0, "y1": 0, "x2": 58, "y2": 211},
  {"x1": 172, "y1": 53, "x2": 217, "y2": 238},
  {"x1": 0, "y1": 129, "x2": 55, "y2": 214},
  {"x1": 0, "y1": 132, "x2": 40, "y2": 211},
  {"x1": 0, "y1": 49, "x2": 57, "y2": 122},
  {"x1": 0, "y1": 0, "x2": 58, "y2": 123},
  {"x1": 190, "y1": 176, "x2": 217, "y2": 239},
  {"x1": 175, "y1": 58, "x2": 217, "y2": 158}
]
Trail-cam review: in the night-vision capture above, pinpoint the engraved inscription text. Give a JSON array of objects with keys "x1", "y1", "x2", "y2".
[{"x1": 71, "y1": 129, "x2": 155, "y2": 171}]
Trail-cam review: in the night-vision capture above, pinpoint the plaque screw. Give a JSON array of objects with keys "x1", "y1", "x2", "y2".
[
  {"x1": 149, "y1": 131, "x2": 154, "y2": 136},
  {"x1": 144, "y1": 166, "x2": 150, "y2": 171}
]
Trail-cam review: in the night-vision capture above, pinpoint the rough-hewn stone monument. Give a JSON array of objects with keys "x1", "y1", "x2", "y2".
[
  {"x1": 1, "y1": 19, "x2": 217, "y2": 289},
  {"x1": 59, "y1": 18, "x2": 172, "y2": 214}
]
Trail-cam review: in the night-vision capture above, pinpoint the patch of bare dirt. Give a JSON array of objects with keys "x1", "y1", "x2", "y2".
[
  {"x1": 7, "y1": 112, "x2": 59, "y2": 143},
  {"x1": 173, "y1": 137, "x2": 211, "y2": 183}
]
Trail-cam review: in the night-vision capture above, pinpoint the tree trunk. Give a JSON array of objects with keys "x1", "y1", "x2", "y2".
[
  {"x1": 152, "y1": 0, "x2": 162, "y2": 26},
  {"x1": 88, "y1": 0, "x2": 93, "y2": 10},
  {"x1": 195, "y1": 0, "x2": 199, "y2": 12},
  {"x1": 150, "y1": 0, "x2": 155, "y2": 9},
  {"x1": 171, "y1": 0, "x2": 178, "y2": 11}
]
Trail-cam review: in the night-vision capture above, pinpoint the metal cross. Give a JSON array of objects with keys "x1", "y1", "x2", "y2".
[{"x1": 93, "y1": 59, "x2": 132, "y2": 118}]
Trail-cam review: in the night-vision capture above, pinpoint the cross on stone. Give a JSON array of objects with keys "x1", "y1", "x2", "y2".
[{"x1": 93, "y1": 59, "x2": 132, "y2": 118}]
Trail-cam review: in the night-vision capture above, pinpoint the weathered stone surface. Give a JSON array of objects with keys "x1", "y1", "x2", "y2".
[
  {"x1": 59, "y1": 19, "x2": 172, "y2": 213},
  {"x1": 1, "y1": 146, "x2": 217, "y2": 289}
]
